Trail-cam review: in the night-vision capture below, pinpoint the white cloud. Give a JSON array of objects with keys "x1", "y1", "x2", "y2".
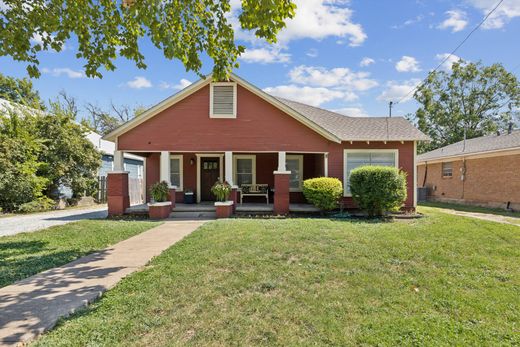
[
  {"x1": 333, "y1": 107, "x2": 370, "y2": 117},
  {"x1": 467, "y1": 0, "x2": 520, "y2": 29},
  {"x1": 360, "y1": 57, "x2": 375, "y2": 67},
  {"x1": 395, "y1": 56, "x2": 421, "y2": 72},
  {"x1": 377, "y1": 79, "x2": 421, "y2": 103},
  {"x1": 240, "y1": 47, "x2": 290, "y2": 64},
  {"x1": 438, "y1": 10, "x2": 468, "y2": 32},
  {"x1": 288, "y1": 65, "x2": 378, "y2": 91},
  {"x1": 306, "y1": 48, "x2": 318, "y2": 58},
  {"x1": 159, "y1": 78, "x2": 192, "y2": 91},
  {"x1": 435, "y1": 53, "x2": 463, "y2": 71},
  {"x1": 263, "y1": 85, "x2": 355, "y2": 106},
  {"x1": 231, "y1": 0, "x2": 366, "y2": 47},
  {"x1": 42, "y1": 67, "x2": 83, "y2": 78},
  {"x1": 392, "y1": 14, "x2": 425, "y2": 29},
  {"x1": 126, "y1": 76, "x2": 152, "y2": 89}
]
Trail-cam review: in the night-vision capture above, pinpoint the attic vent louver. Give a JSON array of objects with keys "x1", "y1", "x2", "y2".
[{"x1": 210, "y1": 83, "x2": 236, "y2": 118}]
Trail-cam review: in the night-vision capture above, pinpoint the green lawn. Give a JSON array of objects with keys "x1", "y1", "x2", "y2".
[
  {"x1": 0, "y1": 220, "x2": 159, "y2": 288},
  {"x1": 420, "y1": 201, "x2": 520, "y2": 218},
  {"x1": 33, "y1": 207, "x2": 520, "y2": 346}
]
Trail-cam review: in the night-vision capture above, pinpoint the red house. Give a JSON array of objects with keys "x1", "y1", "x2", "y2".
[{"x1": 104, "y1": 73, "x2": 428, "y2": 216}]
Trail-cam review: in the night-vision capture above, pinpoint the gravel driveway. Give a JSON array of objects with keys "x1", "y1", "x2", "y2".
[{"x1": 0, "y1": 206, "x2": 108, "y2": 237}]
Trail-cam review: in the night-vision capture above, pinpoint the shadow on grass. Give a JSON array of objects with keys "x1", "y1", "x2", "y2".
[{"x1": 0, "y1": 240, "x2": 90, "y2": 288}]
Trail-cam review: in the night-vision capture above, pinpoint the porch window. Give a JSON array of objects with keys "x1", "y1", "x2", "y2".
[
  {"x1": 343, "y1": 150, "x2": 398, "y2": 196},
  {"x1": 234, "y1": 155, "x2": 256, "y2": 186},
  {"x1": 442, "y1": 162, "x2": 453, "y2": 177},
  {"x1": 286, "y1": 155, "x2": 303, "y2": 192},
  {"x1": 210, "y1": 82, "x2": 237, "y2": 118},
  {"x1": 170, "y1": 155, "x2": 183, "y2": 190}
]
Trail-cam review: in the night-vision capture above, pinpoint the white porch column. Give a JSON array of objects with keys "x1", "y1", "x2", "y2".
[
  {"x1": 113, "y1": 150, "x2": 125, "y2": 171},
  {"x1": 277, "y1": 151, "x2": 287, "y2": 172},
  {"x1": 160, "y1": 151, "x2": 170, "y2": 183},
  {"x1": 225, "y1": 151, "x2": 234, "y2": 185},
  {"x1": 324, "y1": 153, "x2": 329, "y2": 177}
]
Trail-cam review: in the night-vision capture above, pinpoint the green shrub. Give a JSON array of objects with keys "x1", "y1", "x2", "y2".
[
  {"x1": 303, "y1": 177, "x2": 343, "y2": 211},
  {"x1": 150, "y1": 181, "x2": 169, "y2": 202},
  {"x1": 17, "y1": 196, "x2": 56, "y2": 213},
  {"x1": 349, "y1": 166, "x2": 407, "y2": 217},
  {"x1": 211, "y1": 180, "x2": 231, "y2": 202}
]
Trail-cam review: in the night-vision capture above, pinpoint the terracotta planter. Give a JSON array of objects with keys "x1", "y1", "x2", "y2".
[
  {"x1": 215, "y1": 201, "x2": 234, "y2": 219},
  {"x1": 148, "y1": 201, "x2": 172, "y2": 219}
]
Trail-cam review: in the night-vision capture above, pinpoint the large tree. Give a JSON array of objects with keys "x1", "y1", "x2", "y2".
[
  {"x1": 413, "y1": 61, "x2": 520, "y2": 152},
  {"x1": 84, "y1": 102, "x2": 146, "y2": 135},
  {"x1": 0, "y1": 0, "x2": 296, "y2": 79},
  {"x1": 0, "y1": 72, "x2": 44, "y2": 108}
]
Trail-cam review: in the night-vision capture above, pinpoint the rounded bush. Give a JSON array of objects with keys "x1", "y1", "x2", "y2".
[
  {"x1": 349, "y1": 166, "x2": 407, "y2": 216},
  {"x1": 303, "y1": 177, "x2": 343, "y2": 211}
]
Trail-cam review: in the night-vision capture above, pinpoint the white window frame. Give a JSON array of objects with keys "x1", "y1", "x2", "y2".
[
  {"x1": 233, "y1": 154, "x2": 256, "y2": 186},
  {"x1": 286, "y1": 154, "x2": 304, "y2": 192},
  {"x1": 209, "y1": 82, "x2": 237, "y2": 118},
  {"x1": 343, "y1": 149, "x2": 399, "y2": 197},
  {"x1": 169, "y1": 154, "x2": 183, "y2": 191},
  {"x1": 442, "y1": 162, "x2": 453, "y2": 178}
]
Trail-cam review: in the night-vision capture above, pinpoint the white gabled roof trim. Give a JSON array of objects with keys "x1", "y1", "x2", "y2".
[{"x1": 103, "y1": 73, "x2": 341, "y2": 143}]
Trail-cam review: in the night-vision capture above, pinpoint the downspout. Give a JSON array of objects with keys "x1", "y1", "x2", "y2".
[
  {"x1": 422, "y1": 161, "x2": 428, "y2": 187},
  {"x1": 461, "y1": 157, "x2": 466, "y2": 200}
]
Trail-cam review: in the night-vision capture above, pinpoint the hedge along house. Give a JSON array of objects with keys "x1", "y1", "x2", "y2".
[
  {"x1": 103, "y1": 73, "x2": 429, "y2": 216},
  {"x1": 417, "y1": 128, "x2": 520, "y2": 210}
]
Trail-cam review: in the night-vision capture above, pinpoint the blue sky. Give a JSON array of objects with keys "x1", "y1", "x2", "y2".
[{"x1": 1, "y1": 0, "x2": 519, "y2": 120}]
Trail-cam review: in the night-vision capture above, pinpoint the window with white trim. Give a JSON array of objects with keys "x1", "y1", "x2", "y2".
[
  {"x1": 234, "y1": 155, "x2": 256, "y2": 186},
  {"x1": 286, "y1": 155, "x2": 303, "y2": 191},
  {"x1": 442, "y1": 162, "x2": 453, "y2": 177},
  {"x1": 170, "y1": 155, "x2": 183, "y2": 190},
  {"x1": 210, "y1": 82, "x2": 237, "y2": 118},
  {"x1": 344, "y1": 150, "x2": 397, "y2": 195}
]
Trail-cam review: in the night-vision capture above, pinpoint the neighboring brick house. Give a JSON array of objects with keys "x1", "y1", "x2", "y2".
[
  {"x1": 417, "y1": 129, "x2": 520, "y2": 210},
  {"x1": 103, "y1": 73, "x2": 429, "y2": 216}
]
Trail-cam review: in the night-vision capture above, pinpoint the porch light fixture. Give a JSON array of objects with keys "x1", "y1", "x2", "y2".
[{"x1": 190, "y1": 157, "x2": 195, "y2": 166}]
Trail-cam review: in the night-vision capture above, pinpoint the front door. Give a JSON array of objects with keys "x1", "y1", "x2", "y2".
[{"x1": 200, "y1": 157, "x2": 220, "y2": 201}]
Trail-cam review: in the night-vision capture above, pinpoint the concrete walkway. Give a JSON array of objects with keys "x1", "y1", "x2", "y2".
[
  {"x1": 0, "y1": 206, "x2": 108, "y2": 237},
  {"x1": 0, "y1": 220, "x2": 207, "y2": 346},
  {"x1": 438, "y1": 208, "x2": 520, "y2": 226}
]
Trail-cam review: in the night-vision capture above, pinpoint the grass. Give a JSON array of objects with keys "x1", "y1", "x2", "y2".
[
  {"x1": 420, "y1": 201, "x2": 520, "y2": 218},
  {"x1": 34, "y1": 207, "x2": 519, "y2": 346},
  {"x1": 0, "y1": 220, "x2": 159, "y2": 288}
]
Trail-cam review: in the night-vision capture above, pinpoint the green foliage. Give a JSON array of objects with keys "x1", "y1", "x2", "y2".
[
  {"x1": 0, "y1": 72, "x2": 44, "y2": 108},
  {"x1": 302, "y1": 177, "x2": 343, "y2": 211},
  {"x1": 211, "y1": 180, "x2": 231, "y2": 202},
  {"x1": 17, "y1": 196, "x2": 56, "y2": 213},
  {"x1": 0, "y1": 92, "x2": 101, "y2": 210},
  {"x1": 349, "y1": 166, "x2": 407, "y2": 217},
  {"x1": 150, "y1": 181, "x2": 170, "y2": 202},
  {"x1": 412, "y1": 61, "x2": 520, "y2": 153},
  {"x1": 84, "y1": 102, "x2": 145, "y2": 136},
  {"x1": 0, "y1": 1, "x2": 296, "y2": 79},
  {"x1": 0, "y1": 110, "x2": 48, "y2": 211}
]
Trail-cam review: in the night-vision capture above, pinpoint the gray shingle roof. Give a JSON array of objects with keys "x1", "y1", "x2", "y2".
[
  {"x1": 274, "y1": 97, "x2": 430, "y2": 142},
  {"x1": 418, "y1": 130, "x2": 520, "y2": 162}
]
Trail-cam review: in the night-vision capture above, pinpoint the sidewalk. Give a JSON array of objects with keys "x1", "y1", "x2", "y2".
[
  {"x1": 438, "y1": 208, "x2": 520, "y2": 226},
  {"x1": 0, "y1": 220, "x2": 207, "y2": 346}
]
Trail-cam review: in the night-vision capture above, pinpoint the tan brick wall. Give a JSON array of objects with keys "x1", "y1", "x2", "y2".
[{"x1": 417, "y1": 154, "x2": 520, "y2": 208}]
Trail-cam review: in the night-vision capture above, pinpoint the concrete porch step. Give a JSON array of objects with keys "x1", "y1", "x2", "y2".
[{"x1": 170, "y1": 211, "x2": 217, "y2": 219}]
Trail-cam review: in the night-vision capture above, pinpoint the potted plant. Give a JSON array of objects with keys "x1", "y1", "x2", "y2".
[
  {"x1": 211, "y1": 180, "x2": 233, "y2": 218},
  {"x1": 184, "y1": 188, "x2": 195, "y2": 204},
  {"x1": 148, "y1": 181, "x2": 172, "y2": 219}
]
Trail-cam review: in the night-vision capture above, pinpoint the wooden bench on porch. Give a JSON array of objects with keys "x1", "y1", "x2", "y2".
[{"x1": 240, "y1": 184, "x2": 269, "y2": 204}]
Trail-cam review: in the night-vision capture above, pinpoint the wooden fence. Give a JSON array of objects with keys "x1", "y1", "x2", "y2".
[{"x1": 97, "y1": 176, "x2": 144, "y2": 205}]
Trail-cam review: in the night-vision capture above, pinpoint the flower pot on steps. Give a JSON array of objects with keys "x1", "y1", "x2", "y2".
[
  {"x1": 215, "y1": 201, "x2": 234, "y2": 218},
  {"x1": 148, "y1": 201, "x2": 172, "y2": 219}
]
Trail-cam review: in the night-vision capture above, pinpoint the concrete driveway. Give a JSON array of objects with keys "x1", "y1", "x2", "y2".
[{"x1": 0, "y1": 206, "x2": 108, "y2": 237}]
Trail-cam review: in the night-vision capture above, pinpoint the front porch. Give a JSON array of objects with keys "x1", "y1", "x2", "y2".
[{"x1": 107, "y1": 150, "x2": 328, "y2": 217}]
